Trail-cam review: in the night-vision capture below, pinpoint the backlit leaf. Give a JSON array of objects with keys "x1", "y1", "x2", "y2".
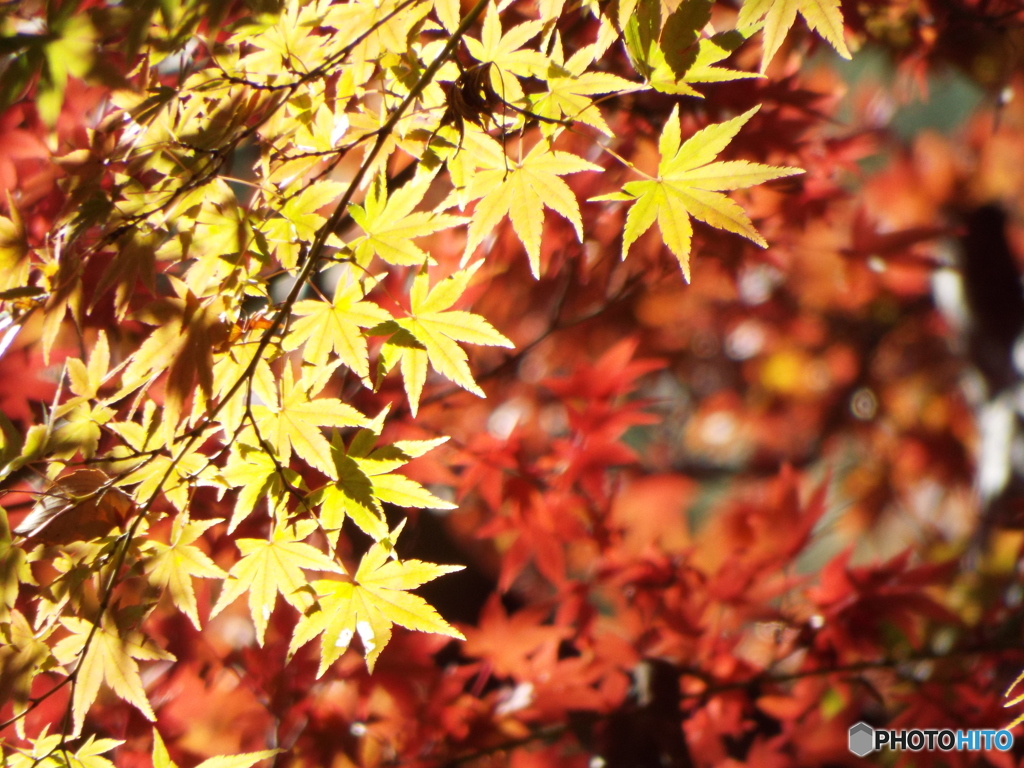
[
  {"x1": 144, "y1": 517, "x2": 227, "y2": 629},
  {"x1": 461, "y1": 141, "x2": 600, "y2": 276},
  {"x1": 377, "y1": 265, "x2": 513, "y2": 414},
  {"x1": 592, "y1": 105, "x2": 801, "y2": 280},
  {"x1": 290, "y1": 529, "x2": 463, "y2": 674},
  {"x1": 210, "y1": 520, "x2": 344, "y2": 646},
  {"x1": 738, "y1": 0, "x2": 851, "y2": 71},
  {"x1": 283, "y1": 271, "x2": 393, "y2": 380},
  {"x1": 53, "y1": 615, "x2": 175, "y2": 737},
  {"x1": 250, "y1": 365, "x2": 369, "y2": 478}
]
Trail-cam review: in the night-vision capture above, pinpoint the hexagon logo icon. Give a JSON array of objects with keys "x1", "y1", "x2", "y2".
[{"x1": 849, "y1": 722, "x2": 875, "y2": 756}]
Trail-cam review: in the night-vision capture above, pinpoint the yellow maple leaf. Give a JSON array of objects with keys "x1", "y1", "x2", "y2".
[
  {"x1": 61, "y1": 331, "x2": 110, "y2": 410},
  {"x1": 592, "y1": 105, "x2": 802, "y2": 280},
  {"x1": 53, "y1": 615, "x2": 175, "y2": 737},
  {"x1": 0, "y1": 200, "x2": 30, "y2": 294},
  {"x1": 289, "y1": 527, "x2": 464, "y2": 674},
  {"x1": 342, "y1": 174, "x2": 465, "y2": 267},
  {"x1": 433, "y1": 0, "x2": 460, "y2": 32},
  {"x1": 462, "y1": 2, "x2": 549, "y2": 104},
  {"x1": 206, "y1": 340, "x2": 278, "y2": 439},
  {"x1": 260, "y1": 180, "x2": 345, "y2": 269},
  {"x1": 0, "y1": 611, "x2": 56, "y2": 738},
  {"x1": 119, "y1": 281, "x2": 229, "y2": 442},
  {"x1": 47, "y1": 332, "x2": 114, "y2": 460},
  {"x1": 0, "y1": 507, "x2": 34, "y2": 624},
  {"x1": 283, "y1": 272, "x2": 393, "y2": 380},
  {"x1": 209, "y1": 519, "x2": 343, "y2": 646},
  {"x1": 250, "y1": 364, "x2": 368, "y2": 479},
  {"x1": 527, "y1": 37, "x2": 638, "y2": 137},
  {"x1": 623, "y1": 0, "x2": 760, "y2": 95},
  {"x1": 220, "y1": 440, "x2": 298, "y2": 533},
  {"x1": 460, "y1": 139, "x2": 600, "y2": 277},
  {"x1": 375, "y1": 265, "x2": 513, "y2": 414},
  {"x1": 109, "y1": 403, "x2": 219, "y2": 513},
  {"x1": 738, "y1": 0, "x2": 851, "y2": 72},
  {"x1": 311, "y1": 429, "x2": 454, "y2": 545},
  {"x1": 6, "y1": 733, "x2": 122, "y2": 768},
  {"x1": 144, "y1": 516, "x2": 227, "y2": 629},
  {"x1": 152, "y1": 728, "x2": 277, "y2": 768}
]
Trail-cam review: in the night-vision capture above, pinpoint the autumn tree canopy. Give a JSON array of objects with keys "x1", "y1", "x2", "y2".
[{"x1": 3, "y1": 0, "x2": 1024, "y2": 766}]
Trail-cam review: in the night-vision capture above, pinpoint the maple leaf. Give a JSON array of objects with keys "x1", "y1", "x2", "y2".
[
  {"x1": 289, "y1": 527, "x2": 464, "y2": 674},
  {"x1": 0, "y1": 611, "x2": 57, "y2": 737},
  {"x1": 14, "y1": 469, "x2": 132, "y2": 546},
  {"x1": 91, "y1": 229, "x2": 159, "y2": 319},
  {"x1": 50, "y1": 335, "x2": 115, "y2": 459},
  {"x1": 311, "y1": 428, "x2": 454, "y2": 544},
  {"x1": 809, "y1": 551, "x2": 960, "y2": 653},
  {"x1": 250, "y1": 364, "x2": 369, "y2": 479},
  {"x1": 220, "y1": 439, "x2": 298, "y2": 532},
  {"x1": 1, "y1": 506, "x2": 33, "y2": 623},
  {"x1": 592, "y1": 105, "x2": 802, "y2": 280},
  {"x1": 375, "y1": 265, "x2": 513, "y2": 414},
  {"x1": 681, "y1": 31, "x2": 763, "y2": 87},
  {"x1": 61, "y1": 331, "x2": 110, "y2": 409},
  {"x1": 282, "y1": 271, "x2": 393, "y2": 381},
  {"x1": 144, "y1": 516, "x2": 228, "y2": 629},
  {"x1": 433, "y1": 0, "x2": 460, "y2": 31},
  {"x1": 109, "y1": 403, "x2": 219, "y2": 512},
  {"x1": 462, "y1": 3, "x2": 548, "y2": 104},
  {"x1": 46, "y1": 402, "x2": 114, "y2": 461},
  {"x1": 478, "y1": 489, "x2": 573, "y2": 590},
  {"x1": 624, "y1": 0, "x2": 759, "y2": 95},
  {"x1": 738, "y1": 0, "x2": 851, "y2": 72},
  {"x1": 206, "y1": 340, "x2": 278, "y2": 439},
  {"x1": 0, "y1": 201, "x2": 30, "y2": 293},
  {"x1": 152, "y1": 729, "x2": 277, "y2": 768},
  {"x1": 53, "y1": 614, "x2": 175, "y2": 736},
  {"x1": 119, "y1": 280, "x2": 229, "y2": 441},
  {"x1": 260, "y1": 180, "x2": 345, "y2": 268},
  {"x1": 341, "y1": 174, "x2": 464, "y2": 267},
  {"x1": 6, "y1": 733, "x2": 122, "y2": 768},
  {"x1": 209, "y1": 519, "x2": 344, "y2": 646},
  {"x1": 460, "y1": 140, "x2": 600, "y2": 277},
  {"x1": 527, "y1": 38, "x2": 638, "y2": 137},
  {"x1": 461, "y1": 595, "x2": 571, "y2": 678}
]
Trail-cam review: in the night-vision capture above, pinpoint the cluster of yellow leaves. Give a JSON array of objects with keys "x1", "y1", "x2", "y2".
[{"x1": 0, "y1": 0, "x2": 852, "y2": 757}]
